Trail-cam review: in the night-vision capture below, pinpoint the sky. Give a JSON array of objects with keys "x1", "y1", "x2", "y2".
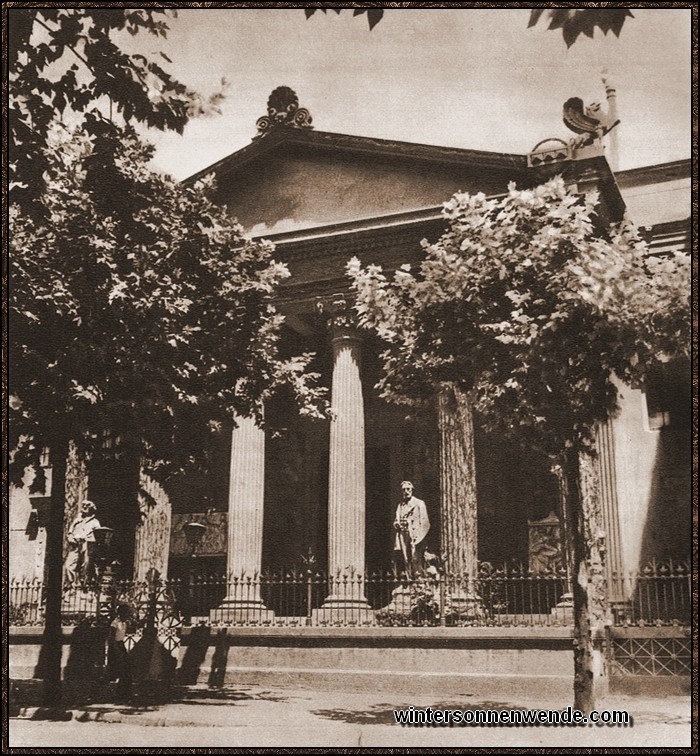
[{"x1": 142, "y1": 8, "x2": 692, "y2": 181}]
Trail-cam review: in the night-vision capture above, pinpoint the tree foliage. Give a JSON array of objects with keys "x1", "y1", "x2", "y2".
[
  {"x1": 304, "y1": 7, "x2": 384, "y2": 31},
  {"x1": 348, "y1": 177, "x2": 690, "y2": 459},
  {"x1": 305, "y1": 7, "x2": 635, "y2": 46},
  {"x1": 349, "y1": 176, "x2": 689, "y2": 712},
  {"x1": 9, "y1": 7, "x2": 326, "y2": 487},
  {"x1": 8, "y1": 9, "x2": 326, "y2": 707},
  {"x1": 528, "y1": 9, "x2": 635, "y2": 48},
  {"x1": 9, "y1": 125, "x2": 325, "y2": 488},
  {"x1": 8, "y1": 8, "x2": 224, "y2": 213}
]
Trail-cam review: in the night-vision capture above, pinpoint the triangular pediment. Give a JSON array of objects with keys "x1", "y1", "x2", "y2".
[{"x1": 187, "y1": 128, "x2": 530, "y2": 235}]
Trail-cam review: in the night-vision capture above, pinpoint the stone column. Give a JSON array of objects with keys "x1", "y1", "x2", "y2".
[
  {"x1": 212, "y1": 415, "x2": 273, "y2": 623},
  {"x1": 595, "y1": 420, "x2": 626, "y2": 610},
  {"x1": 437, "y1": 382, "x2": 481, "y2": 617},
  {"x1": 317, "y1": 314, "x2": 372, "y2": 622},
  {"x1": 133, "y1": 471, "x2": 171, "y2": 582}
]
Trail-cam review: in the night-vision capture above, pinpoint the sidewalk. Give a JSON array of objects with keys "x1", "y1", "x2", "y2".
[{"x1": 9, "y1": 682, "x2": 694, "y2": 749}]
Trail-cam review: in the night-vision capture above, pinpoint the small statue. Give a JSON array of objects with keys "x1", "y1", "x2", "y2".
[
  {"x1": 393, "y1": 481, "x2": 430, "y2": 576},
  {"x1": 528, "y1": 511, "x2": 563, "y2": 575},
  {"x1": 63, "y1": 499, "x2": 101, "y2": 587}
]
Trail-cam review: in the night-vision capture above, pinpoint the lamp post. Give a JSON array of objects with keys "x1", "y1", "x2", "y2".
[
  {"x1": 183, "y1": 521, "x2": 206, "y2": 623},
  {"x1": 90, "y1": 527, "x2": 115, "y2": 621}
]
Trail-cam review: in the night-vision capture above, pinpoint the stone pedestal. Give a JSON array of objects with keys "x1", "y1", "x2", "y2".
[
  {"x1": 382, "y1": 585, "x2": 414, "y2": 616},
  {"x1": 61, "y1": 587, "x2": 98, "y2": 617},
  {"x1": 212, "y1": 416, "x2": 274, "y2": 624},
  {"x1": 551, "y1": 592, "x2": 575, "y2": 623},
  {"x1": 319, "y1": 323, "x2": 372, "y2": 622}
]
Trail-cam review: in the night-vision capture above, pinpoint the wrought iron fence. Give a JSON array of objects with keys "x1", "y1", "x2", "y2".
[
  {"x1": 609, "y1": 560, "x2": 692, "y2": 627},
  {"x1": 8, "y1": 560, "x2": 691, "y2": 629},
  {"x1": 8, "y1": 578, "x2": 45, "y2": 625}
]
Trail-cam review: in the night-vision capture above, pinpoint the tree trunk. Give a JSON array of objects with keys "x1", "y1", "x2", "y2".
[
  {"x1": 437, "y1": 383, "x2": 479, "y2": 579},
  {"x1": 554, "y1": 447, "x2": 607, "y2": 714},
  {"x1": 41, "y1": 433, "x2": 69, "y2": 706}
]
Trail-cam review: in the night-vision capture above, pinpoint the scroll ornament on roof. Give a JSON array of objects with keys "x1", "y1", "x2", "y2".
[{"x1": 255, "y1": 86, "x2": 313, "y2": 137}]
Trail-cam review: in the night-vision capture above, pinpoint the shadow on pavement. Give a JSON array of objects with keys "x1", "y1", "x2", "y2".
[
  {"x1": 311, "y1": 699, "x2": 515, "y2": 726},
  {"x1": 178, "y1": 687, "x2": 297, "y2": 705},
  {"x1": 311, "y1": 704, "x2": 404, "y2": 726}
]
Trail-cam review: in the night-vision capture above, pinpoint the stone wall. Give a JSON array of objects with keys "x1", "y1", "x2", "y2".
[
  {"x1": 611, "y1": 381, "x2": 691, "y2": 574},
  {"x1": 9, "y1": 470, "x2": 47, "y2": 583}
]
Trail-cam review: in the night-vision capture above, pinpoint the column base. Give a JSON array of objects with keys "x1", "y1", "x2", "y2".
[
  {"x1": 210, "y1": 598, "x2": 275, "y2": 625},
  {"x1": 312, "y1": 595, "x2": 375, "y2": 626}
]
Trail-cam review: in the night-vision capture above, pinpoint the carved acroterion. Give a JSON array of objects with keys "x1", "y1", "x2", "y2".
[
  {"x1": 255, "y1": 86, "x2": 313, "y2": 137},
  {"x1": 563, "y1": 95, "x2": 619, "y2": 149}
]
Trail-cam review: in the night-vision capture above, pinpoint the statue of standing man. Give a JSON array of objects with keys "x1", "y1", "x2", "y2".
[
  {"x1": 63, "y1": 499, "x2": 101, "y2": 587},
  {"x1": 393, "y1": 480, "x2": 430, "y2": 576}
]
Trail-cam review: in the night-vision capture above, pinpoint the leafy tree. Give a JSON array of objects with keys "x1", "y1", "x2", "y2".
[
  {"x1": 8, "y1": 7, "x2": 223, "y2": 214},
  {"x1": 8, "y1": 7, "x2": 322, "y2": 705},
  {"x1": 348, "y1": 177, "x2": 690, "y2": 711},
  {"x1": 10, "y1": 125, "x2": 324, "y2": 483},
  {"x1": 305, "y1": 7, "x2": 635, "y2": 46},
  {"x1": 9, "y1": 121, "x2": 326, "y2": 706}
]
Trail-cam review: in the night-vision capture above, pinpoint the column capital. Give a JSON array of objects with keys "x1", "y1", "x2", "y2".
[{"x1": 316, "y1": 296, "x2": 361, "y2": 342}]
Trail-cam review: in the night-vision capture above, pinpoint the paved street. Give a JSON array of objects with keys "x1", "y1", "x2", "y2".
[{"x1": 9, "y1": 684, "x2": 694, "y2": 749}]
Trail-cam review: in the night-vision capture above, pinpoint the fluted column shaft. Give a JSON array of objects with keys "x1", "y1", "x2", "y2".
[
  {"x1": 314, "y1": 314, "x2": 373, "y2": 623},
  {"x1": 227, "y1": 416, "x2": 265, "y2": 580},
  {"x1": 436, "y1": 383, "x2": 482, "y2": 618},
  {"x1": 595, "y1": 420, "x2": 625, "y2": 603},
  {"x1": 328, "y1": 327, "x2": 366, "y2": 578},
  {"x1": 213, "y1": 415, "x2": 273, "y2": 621},
  {"x1": 437, "y1": 383, "x2": 479, "y2": 578}
]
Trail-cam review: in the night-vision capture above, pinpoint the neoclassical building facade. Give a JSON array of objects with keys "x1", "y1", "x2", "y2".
[{"x1": 9, "y1": 90, "x2": 691, "y2": 622}]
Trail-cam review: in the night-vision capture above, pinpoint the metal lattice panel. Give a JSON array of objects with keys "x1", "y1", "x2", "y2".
[
  {"x1": 123, "y1": 615, "x2": 181, "y2": 657},
  {"x1": 123, "y1": 628, "x2": 143, "y2": 653},
  {"x1": 157, "y1": 615, "x2": 182, "y2": 656},
  {"x1": 611, "y1": 637, "x2": 691, "y2": 676}
]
